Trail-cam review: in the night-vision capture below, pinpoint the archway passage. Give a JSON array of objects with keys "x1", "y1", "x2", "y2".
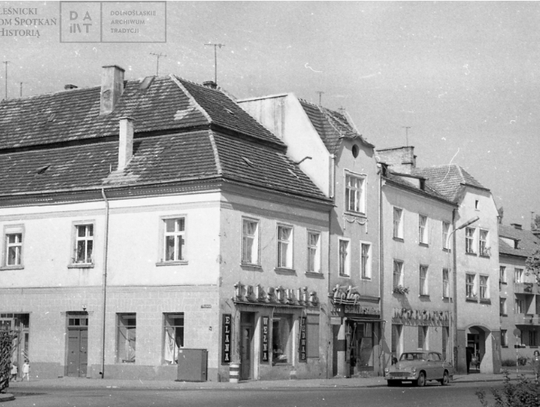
[{"x1": 462, "y1": 325, "x2": 499, "y2": 374}]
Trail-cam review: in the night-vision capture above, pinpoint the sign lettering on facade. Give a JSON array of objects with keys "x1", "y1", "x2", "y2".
[
  {"x1": 261, "y1": 316, "x2": 269, "y2": 362},
  {"x1": 222, "y1": 314, "x2": 232, "y2": 364},
  {"x1": 299, "y1": 316, "x2": 307, "y2": 362}
]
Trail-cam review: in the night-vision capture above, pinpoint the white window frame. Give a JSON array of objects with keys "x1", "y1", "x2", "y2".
[
  {"x1": 393, "y1": 207, "x2": 404, "y2": 239},
  {"x1": 500, "y1": 266, "x2": 506, "y2": 283},
  {"x1": 71, "y1": 222, "x2": 94, "y2": 266},
  {"x1": 479, "y1": 229, "x2": 489, "y2": 257},
  {"x1": 479, "y1": 275, "x2": 489, "y2": 300},
  {"x1": 117, "y1": 313, "x2": 136, "y2": 363},
  {"x1": 419, "y1": 265, "x2": 429, "y2": 296},
  {"x1": 515, "y1": 297, "x2": 525, "y2": 314},
  {"x1": 277, "y1": 224, "x2": 293, "y2": 269},
  {"x1": 338, "y1": 238, "x2": 351, "y2": 277},
  {"x1": 3, "y1": 224, "x2": 24, "y2": 268},
  {"x1": 161, "y1": 216, "x2": 186, "y2": 263},
  {"x1": 515, "y1": 268, "x2": 524, "y2": 283},
  {"x1": 163, "y1": 313, "x2": 184, "y2": 365},
  {"x1": 442, "y1": 268, "x2": 450, "y2": 298},
  {"x1": 345, "y1": 172, "x2": 366, "y2": 214},
  {"x1": 465, "y1": 227, "x2": 476, "y2": 254},
  {"x1": 419, "y1": 215, "x2": 428, "y2": 245},
  {"x1": 307, "y1": 231, "x2": 321, "y2": 273},
  {"x1": 442, "y1": 221, "x2": 450, "y2": 250},
  {"x1": 500, "y1": 298, "x2": 507, "y2": 315},
  {"x1": 360, "y1": 241, "x2": 372, "y2": 279},
  {"x1": 393, "y1": 260, "x2": 404, "y2": 288},
  {"x1": 242, "y1": 218, "x2": 260, "y2": 265},
  {"x1": 501, "y1": 329, "x2": 508, "y2": 347},
  {"x1": 466, "y1": 273, "x2": 477, "y2": 299}
]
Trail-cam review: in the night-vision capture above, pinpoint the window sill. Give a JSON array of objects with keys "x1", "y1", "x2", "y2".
[
  {"x1": 419, "y1": 243, "x2": 429, "y2": 248},
  {"x1": 305, "y1": 271, "x2": 324, "y2": 279},
  {"x1": 156, "y1": 260, "x2": 188, "y2": 267},
  {"x1": 465, "y1": 252, "x2": 477, "y2": 257},
  {"x1": 500, "y1": 314, "x2": 508, "y2": 317},
  {"x1": 442, "y1": 248, "x2": 450, "y2": 253},
  {"x1": 393, "y1": 237, "x2": 404, "y2": 243},
  {"x1": 442, "y1": 296, "x2": 450, "y2": 301},
  {"x1": 68, "y1": 263, "x2": 94, "y2": 269},
  {"x1": 419, "y1": 294, "x2": 430, "y2": 299},
  {"x1": 360, "y1": 277, "x2": 372, "y2": 281},
  {"x1": 480, "y1": 299, "x2": 491, "y2": 305},
  {"x1": 0, "y1": 265, "x2": 24, "y2": 271},
  {"x1": 502, "y1": 345, "x2": 509, "y2": 348},
  {"x1": 241, "y1": 263, "x2": 263, "y2": 271},
  {"x1": 500, "y1": 281, "x2": 507, "y2": 285},
  {"x1": 274, "y1": 267, "x2": 296, "y2": 275},
  {"x1": 479, "y1": 254, "x2": 490, "y2": 259},
  {"x1": 466, "y1": 297, "x2": 478, "y2": 303},
  {"x1": 344, "y1": 210, "x2": 367, "y2": 218}
]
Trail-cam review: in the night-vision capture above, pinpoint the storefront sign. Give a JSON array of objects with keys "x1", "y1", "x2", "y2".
[
  {"x1": 299, "y1": 317, "x2": 307, "y2": 362},
  {"x1": 222, "y1": 314, "x2": 232, "y2": 364},
  {"x1": 261, "y1": 316, "x2": 269, "y2": 362}
]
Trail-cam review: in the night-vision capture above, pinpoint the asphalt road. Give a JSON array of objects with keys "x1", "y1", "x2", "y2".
[{"x1": 2, "y1": 381, "x2": 495, "y2": 407}]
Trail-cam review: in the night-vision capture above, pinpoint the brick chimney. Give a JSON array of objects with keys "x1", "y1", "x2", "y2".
[
  {"x1": 376, "y1": 146, "x2": 417, "y2": 174},
  {"x1": 100, "y1": 65, "x2": 125, "y2": 115},
  {"x1": 118, "y1": 117, "x2": 134, "y2": 171}
]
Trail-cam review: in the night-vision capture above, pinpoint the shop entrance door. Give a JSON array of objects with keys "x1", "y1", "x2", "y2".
[
  {"x1": 240, "y1": 312, "x2": 255, "y2": 380},
  {"x1": 67, "y1": 313, "x2": 88, "y2": 377}
]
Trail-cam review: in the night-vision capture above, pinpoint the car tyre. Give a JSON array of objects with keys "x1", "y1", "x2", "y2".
[
  {"x1": 387, "y1": 380, "x2": 399, "y2": 387},
  {"x1": 415, "y1": 371, "x2": 426, "y2": 387},
  {"x1": 439, "y1": 370, "x2": 450, "y2": 386}
]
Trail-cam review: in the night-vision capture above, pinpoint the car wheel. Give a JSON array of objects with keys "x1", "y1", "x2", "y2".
[
  {"x1": 387, "y1": 380, "x2": 399, "y2": 387},
  {"x1": 439, "y1": 370, "x2": 450, "y2": 386},
  {"x1": 416, "y1": 371, "x2": 426, "y2": 387}
]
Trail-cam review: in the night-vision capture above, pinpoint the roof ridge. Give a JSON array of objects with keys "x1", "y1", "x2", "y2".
[{"x1": 169, "y1": 75, "x2": 212, "y2": 123}]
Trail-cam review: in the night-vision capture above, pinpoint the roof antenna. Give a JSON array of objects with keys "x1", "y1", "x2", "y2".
[
  {"x1": 150, "y1": 52, "x2": 167, "y2": 76},
  {"x1": 402, "y1": 126, "x2": 411, "y2": 146},
  {"x1": 205, "y1": 43, "x2": 225, "y2": 85},
  {"x1": 316, "y1": 91, "x2": 324, "y2": 106}
]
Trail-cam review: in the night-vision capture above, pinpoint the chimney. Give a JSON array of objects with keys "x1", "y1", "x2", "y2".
[
  {"x1": 100, "y1": 65, "x2": 125, "y2": 115},
  {"x1": 203, "y1": 80, "x2": 217, "y2": 90},
  {"x1": 118, "y1": 117, "x2": 134, "y2": 171},
  {"x1": 376, "y1": 146, "x2": 416, "y2": 174},
  {"x1": 511, "y1": 223, "x2": 523, "y2": 230},
  {"x1": 64, "y1": 84, "x2": 78, "y2": 90}
]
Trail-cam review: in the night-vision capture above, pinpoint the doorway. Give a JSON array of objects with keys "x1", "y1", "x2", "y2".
[
  {"x1": 66, "y1": 312, "x2": 88, "y2": 377},
  {"x1": 240, "y1": 312, "x2": 255, "y2": 380}
]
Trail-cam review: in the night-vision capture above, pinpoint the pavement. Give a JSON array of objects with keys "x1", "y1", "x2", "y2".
[{"x1": 0, "y1": 368, "x2": 536, "y2": 402}]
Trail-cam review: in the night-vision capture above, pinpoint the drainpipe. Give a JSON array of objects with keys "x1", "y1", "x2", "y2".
[
  {"x1": 100, "y1": 189, "x2": 110, "y2": 379},
  {"x1": 326, "y1": 153, "x2": 335, "y2": 379},
  {"x1": 378, "y1": 165, "x2": 385, "y2": 374}
]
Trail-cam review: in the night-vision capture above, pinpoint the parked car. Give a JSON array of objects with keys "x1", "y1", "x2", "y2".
[{"x1": 384, "y1": 351, "x2": 453, "y2": 387}]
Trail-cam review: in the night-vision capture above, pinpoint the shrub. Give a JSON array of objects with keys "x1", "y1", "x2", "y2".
[
  {"x1": 476, "y1": 371, "x2": 540, "y2": 407},
  {"x1": 501, "y1": 359, "x2": 516, "y2": 367}
]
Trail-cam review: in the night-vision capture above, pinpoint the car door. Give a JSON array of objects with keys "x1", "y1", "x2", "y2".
[{"x1": 428, "y1": 352, "x2": 442, "y2": 379}]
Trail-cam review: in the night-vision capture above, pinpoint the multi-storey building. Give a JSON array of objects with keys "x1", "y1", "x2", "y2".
[
  {"x1": 499, "y1": 223, "x2": 540, "y2": 363},
  {"x1": 378, "y1": 147, "x2": 501, "y2": 374},
  {"x1": 0, "y1": 66, "x2": 334, "y2": 381},
  {"x1": 238, "y1": 94, "x2": 382, "y2": 377}
]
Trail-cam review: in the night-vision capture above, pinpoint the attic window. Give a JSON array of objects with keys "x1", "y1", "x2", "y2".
[
  {"x1": 48, "y1": 113, "x2": 56, "y2": 122},
  {"x1": 36, "y1": 164, "x2": 51, "y2": 175},
  {"x1": 242, "y1": 157, "x2": 254, "y2": 167},
  {"x1": 352, "y1": 144, "x2": 359, "y2": 158}
]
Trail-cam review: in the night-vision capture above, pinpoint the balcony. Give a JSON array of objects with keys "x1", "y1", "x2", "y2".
[
  {"x1": 514, "y1": 282, "x2": 536, "y2": 294},
  {"x1": 514, "y1": 314, "x2": 540, "y2": 325}
]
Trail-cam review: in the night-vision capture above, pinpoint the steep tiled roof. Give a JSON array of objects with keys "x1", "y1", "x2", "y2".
[
  {"x1": 412, "y1": 164, "x2": 489, "y2": 203},
  {"x1": 383, "y1": 170, "x2": 455, "y2": 205},
  {"x1": 499, "y1": 225, "x2": 540, "y2": 258},
  {"x1": 298, "y1": 100, "x2": 373, "y2": 154}
]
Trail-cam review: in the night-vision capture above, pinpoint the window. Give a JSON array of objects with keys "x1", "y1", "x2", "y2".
[
  {"x1": 393, "y1": 207, "x2": 404, "y2": 239},
  {"x1": 117, "y1": 313, "x2": 136, "y2": 363},
  {"x1": 479, "y1": 229, "x2": 489, "y2": 257},
  {"x1": 338, "y1": 239, "x2": 350, "y2": 277},
  {"x1": 419, "y1": 215, "x2": 428, "y2": 245},
  {"x1": 466, "y1": 273, "x2": 476, "y2": 299},
  {"x1": 515, "y1": 297, "x2": 525, "y2": 314},
  {"x1": 277, "y1": 225, "x2": 293, "y2": 269},
  {"x1": 163, "y1": 313, "x2": 184, "y2": 364},
  {"x1": 500, "y1": 298, "x2": 507, "y2": 315},
  {"x1": 515, "y1": 268, "x2": 524, "y2": 283},
  {"x1": 442, "y1": 221, "x2": 450, "y2": 250},
  {"x1": 501, "y1": 330, "x2": 508, "y2": 347},
  {"x1": 442, "y1": 268, "x2": 450, "y2": 298},
  {"x1": 345, "y1": 173, "x2": 366, "y2": 214},
  {"x1": 4, "y1": 231, "x2": 23, "y2": 267},
  {"x1": 242, "y1": 219, "x2": 259, "y2": 265},
  {"x1": 418, "y1": 326, "x2": 428, "y2": 350},
  {"x1": 360, "y1": 242, "x2": 371, "y2": 279},
  {"x1": 393, "y1": 260, "x2": 403, "y2": 288},
  {"x1": 500, "y1": 266, "x2": 506, "y2": 283},
  {"x1": 306, "y1": 314, "x2": 320, "y2": 358},
  {"x1": 419, "y1": 265, "x2": 428, "y2": 296},
  {"x1": 307, "y1": 231, "x2": 321, "y2": 273},
  {"x1": 479, "y1": 275, "x2": 489, "y2": 300},
  {"x1": 516, "y1": 329, "x2": 522, "y2": 346},
  {"x1": 465, "y1": 227, "x2": 476, "y2": 254},
  {"x1": 164, "y1": 218, "x2": 185, "y2": 262},
  {"x1": 73, "y1": 224, "x2": 93, "y2": 264},
  {"x1": 529, "y1": 331, "x2": 537, "y2": 347},
  {"x1": 392, "y1": 324, "x2": 402, "y2": 357},
  {"x1": 272, "y1": 314, "x2": 292, "y2": 364}
]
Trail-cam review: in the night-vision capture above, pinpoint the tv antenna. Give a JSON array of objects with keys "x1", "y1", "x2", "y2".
[
  {"x1": 19, "y1": 82, "x2": 23, "y2": 98},
  {"x1": 150, "y1": 52, "x2": 167, "y2": 76},
  {"x1": 3, "y1": 61, "x2": 9, "y2": 100},
  {"x1": 204, "y1": 43, "x2": 225, "y2": 85},
  {"x1": 402, "y1": 126, "x2": 411, "y2": 146},
  {"x1": 316, "y1": 91, "x2": 324, "y2": 106}
]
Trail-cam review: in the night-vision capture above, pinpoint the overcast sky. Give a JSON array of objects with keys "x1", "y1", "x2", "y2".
[{"x1": 2, "y1": 1, "x2": 539, "y2": 228}]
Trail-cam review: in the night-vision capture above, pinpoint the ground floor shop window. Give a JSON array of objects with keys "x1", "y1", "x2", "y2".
[
  {"x1": 272, "y1": 314, "x2": 292, "y2": 365},
  {"x1": 117, "y1": 313, "x2": 136, "y2": 363},
  {"x1": 306, "y1": 314, "x2": 319, "y2": 358},
  {"x1": 392, "y1": 324, "x2": 402, "y2": 360},
  {"x1": 0, "y1": 313, "x2": 29, "y2": 377},
  {"x1": 163, "y1": 313, "x2": 184, "y2": 364}
]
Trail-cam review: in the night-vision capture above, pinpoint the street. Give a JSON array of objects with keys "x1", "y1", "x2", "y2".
[{"x1": 2, "y1": 381, "x2": 496, "y2": 407}]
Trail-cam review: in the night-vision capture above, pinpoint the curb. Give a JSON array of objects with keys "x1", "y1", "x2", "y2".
[{"x1": 0, "y1": 393, "x2": 15, "y2": 402}]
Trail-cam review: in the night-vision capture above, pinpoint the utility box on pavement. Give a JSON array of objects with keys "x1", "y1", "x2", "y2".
[{"x1": 176, "y1": 348, "x2": 208, "y2": 382}]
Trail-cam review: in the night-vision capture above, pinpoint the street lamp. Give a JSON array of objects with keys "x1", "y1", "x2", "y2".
[{"x1": 448, "y1": 215, "x2": 479, "y2": 371}]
